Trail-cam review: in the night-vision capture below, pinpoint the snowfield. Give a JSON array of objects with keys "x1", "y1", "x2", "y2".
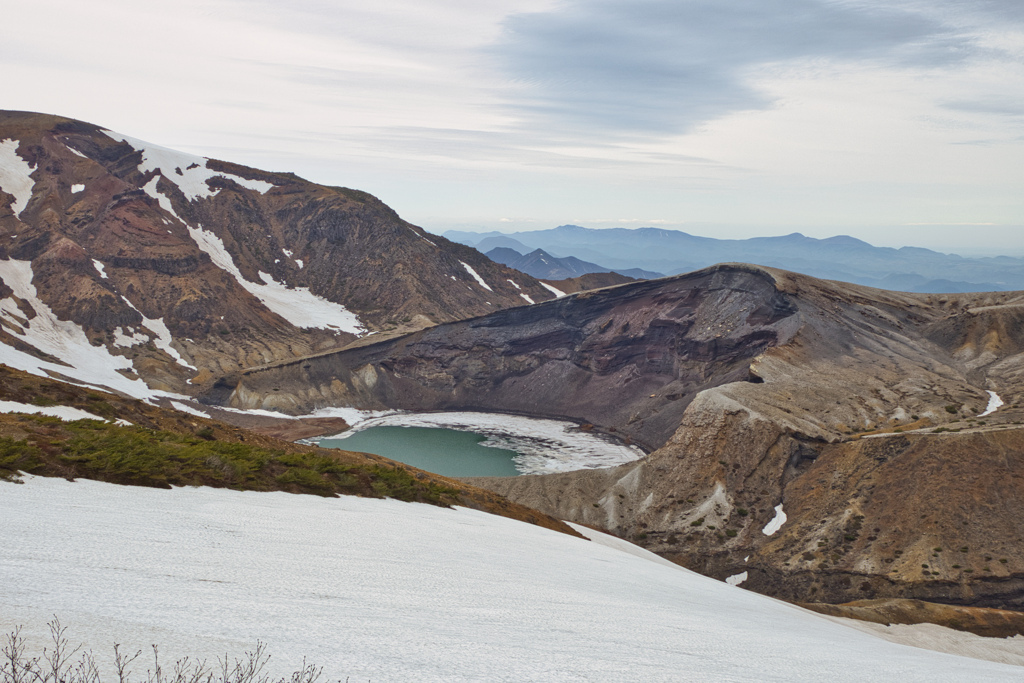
[
  {"x1": 0, "y1": 138, "x2": 35, "y2": 217},
  {"x1": 0, "y1": 477, "x2": 1020, "y2": 682},
  {"x1": 320, "y1": 411, "x2": 645, "y2": 474}
]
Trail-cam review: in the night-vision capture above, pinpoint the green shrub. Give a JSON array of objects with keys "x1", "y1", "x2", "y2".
[
  {"x1": 276, "y1": 467, "x2": 336, "y2": 494},
  {"x1": 0, "y1": 437, "x2": 42, "y2": 478},
  {"x1": 0, "y1": 417, "x2": 464, "y2": 506}
]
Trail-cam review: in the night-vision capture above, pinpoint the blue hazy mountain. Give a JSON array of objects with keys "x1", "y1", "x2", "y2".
[
  {"x1": 486, "y1": 246, "x2": 664, "y2": 281},
  {"x1": 447, "y1": 226, "x2": 1015, "y2": 293}
]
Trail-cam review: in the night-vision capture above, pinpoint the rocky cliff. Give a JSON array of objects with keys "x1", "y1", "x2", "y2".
[
  {"x1": 209, "y1": 264, "x2": 802, "y2": 450},
  {"x1": 213, "y1": 263, "x2": 1024, "y2": 608}
]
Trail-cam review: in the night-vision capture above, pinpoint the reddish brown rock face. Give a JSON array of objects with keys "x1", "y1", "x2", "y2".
[{"x1": 0, "y1": 110, "x2": 557, "y2": 393}]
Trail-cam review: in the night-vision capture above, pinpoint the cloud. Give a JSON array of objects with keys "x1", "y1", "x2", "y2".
[
  {"x1": 491, "y1": 0, "x2": 986, "y2": 136},
  {"x1": 943, "y1": 97, "x2": 1024, "y2": 117}
]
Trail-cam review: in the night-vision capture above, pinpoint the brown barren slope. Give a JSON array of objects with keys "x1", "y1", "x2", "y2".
[
  {"x1": 215, "y1": 263, "x2": 1024, "y2": 609},
  {"x1": 0, "y1": 110, "x2": 557, "y2": 395}
]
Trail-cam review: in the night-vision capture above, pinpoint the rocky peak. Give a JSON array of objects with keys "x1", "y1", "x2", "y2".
[{"x1": 0, "y1": 110, "x2": 556, "y2": 396}]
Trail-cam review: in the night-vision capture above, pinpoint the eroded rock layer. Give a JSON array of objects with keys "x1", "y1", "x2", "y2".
[
  {"x1": 218, "y1": 263, "x2": 1024, "y2": 608},
  {"x1": 215, "y1": 265, "x2": 802, "y2": 449}
]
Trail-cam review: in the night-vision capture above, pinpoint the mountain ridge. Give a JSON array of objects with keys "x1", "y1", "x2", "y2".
[
  {"x1": 446, "y1": 225, "x2": 1017, "y2": 293},
  {"x1": 485, "y1": 246, "x2": 663, "y2": 280},
  {"x1": 0, "y1": 110, "x2": 557, "y2": 396}
]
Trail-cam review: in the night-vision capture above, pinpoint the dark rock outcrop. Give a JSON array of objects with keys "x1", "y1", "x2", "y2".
[{"x1": 215, "y1": 265, "x2": 801, "y2": 450}]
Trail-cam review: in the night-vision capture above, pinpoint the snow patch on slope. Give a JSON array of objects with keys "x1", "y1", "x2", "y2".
[
  {"x1": 303, "y1": 405, "x2": 394, "y2": 424},
  {"x1": 186, "y1": 225, "x2": 364, "y2": 334},
  {"x1": 980, "y1": 391, "x2": 1003, "y2": 417},
  {"x1": 112, "y1": 327, "x2": 149, "y2": 348},
  {"x1": 0, "y1": 259, "x2": 155, "y2": 397},
  {"x1": 170, "y1": 400, "x2": 210, "y2": 418},
  {"x1": 143, "y1": 317, "x2": 196, "y2": 370},
  {"x1": 136, "y1": 173, "x2": 363, "y2": 335},
  {"x1": 120, "y1": 296, "x2": 196, "y2": 370},
  {"x1": 0, "y1": 400, "x2": 105, "y2": 422},
  {"x1": 141, "y1": 176, "x2": 178, "y2": 217},
  {"x1": 763, "y1": 504, "x2": 787, "y2": 536},
  {"x1": 460, "y1": 261, "x2": 492, "y2": 291},
  {"x1": 2, "y1": 477, "x2": 1020, "y2": 682},
  {"x1": 726, "y1": 571, "x2": 749, "y2": 587},
  {"x1": 71, "y1": 184, "x2": 85, "y2": 194},
  {"x1": 104, "y1": 131, "x2": 274, "y2": 200},
  {"x1": 91, "y1": 260, "x2": 107, "y2": 279},
  {"x1": 0, "y1": 139, "x2": 36, "y2": 217},
  {"x1": 540, "y1": 281, "x2": 566, "y2": 297}
]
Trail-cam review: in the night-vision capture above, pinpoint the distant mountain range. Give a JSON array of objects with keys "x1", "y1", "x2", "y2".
[
  {"x1": 485, "y1": 246, "x2": 663, "y2": 281},
  {"x1": 446, "y1": 225, "x2": 1023, "y2": 293}
]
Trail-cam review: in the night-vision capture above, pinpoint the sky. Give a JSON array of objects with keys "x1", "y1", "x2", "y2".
[{"x1": 2, "y1": 0, "x2": 1022, "y2": 254}]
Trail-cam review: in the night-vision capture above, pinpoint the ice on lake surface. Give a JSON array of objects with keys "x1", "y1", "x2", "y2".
[{"x1": 1, "y1": 476, "x2": 1021, "y2": 682}]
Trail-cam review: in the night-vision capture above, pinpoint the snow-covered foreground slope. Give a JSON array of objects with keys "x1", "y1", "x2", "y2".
[{"x1": 1, "y1": 477, "x2": 1020, "y2": 682}]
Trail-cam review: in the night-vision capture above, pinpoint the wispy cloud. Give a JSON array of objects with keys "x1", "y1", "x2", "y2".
[
  {"x1": 944, "y1": 97, "x2": 1024, "y2": 116},
  {"x1": 491, "y1": 0, "x2": 990, "y2": 137},
  {"x1": 1, "y1": 0, "x2": 1021, "y2": 246}
]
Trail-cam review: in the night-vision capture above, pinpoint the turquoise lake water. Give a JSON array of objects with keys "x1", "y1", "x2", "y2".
[{"x1": 319, "y1": 425, "x2": 521, "y2": 477}]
